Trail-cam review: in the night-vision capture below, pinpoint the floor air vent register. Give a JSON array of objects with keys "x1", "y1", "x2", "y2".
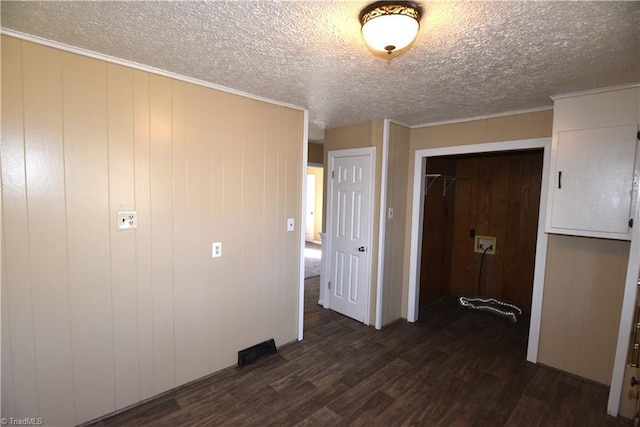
[{"x1": 238, "y1": 338, "x2": 278, "y2": 367}]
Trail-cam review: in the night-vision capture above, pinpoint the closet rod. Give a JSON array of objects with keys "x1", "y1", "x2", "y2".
[{"x1": 425, "y1": 173, "x2": 456, "y2": 196}]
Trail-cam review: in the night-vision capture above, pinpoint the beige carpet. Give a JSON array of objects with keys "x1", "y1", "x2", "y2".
[{"x1": 304, "y1": 242, "x2": 321, "y2": 279}]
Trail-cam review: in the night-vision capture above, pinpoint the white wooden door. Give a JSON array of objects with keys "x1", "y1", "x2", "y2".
[
  {"x1": 327, "y1": 149, "x2": 374, "y2": 322},
  {"x1": 305, "y1": 173, "x2": 316, "y2": 242}
]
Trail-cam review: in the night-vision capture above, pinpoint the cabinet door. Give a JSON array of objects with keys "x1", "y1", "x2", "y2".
[{"x1": 550, "y1": 125, "x2": 638, "y2": 238}]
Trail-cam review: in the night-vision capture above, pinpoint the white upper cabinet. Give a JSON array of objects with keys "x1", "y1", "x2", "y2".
[{"x1": 546, "y1": 87, "x2": 640, "y2": 240}]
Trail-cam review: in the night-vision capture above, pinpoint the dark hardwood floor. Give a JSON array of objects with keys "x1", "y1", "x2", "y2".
[{"x1": 87, "y1": 277, "x2": 631, "y2": 426}]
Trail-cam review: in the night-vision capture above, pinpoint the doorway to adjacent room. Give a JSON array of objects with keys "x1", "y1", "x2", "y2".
[{"x1": 419, "y1": 149, "x2": 544, "y2": 314}]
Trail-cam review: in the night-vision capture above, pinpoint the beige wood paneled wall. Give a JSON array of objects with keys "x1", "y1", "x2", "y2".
[
  {"x1": 538, "y1": 235, "x2": 628, "y2": 385},
  {"x1": 1, "y1": 36, "x2": 304, "y2": 426},
  {"x1": 381, "y1": 123, "x2": 410, "y2": 325},
  {"x1": 419, "y1": 157, "x2": 457, "y2": 308},
  {"x1": 410, "y1": 111, "x2": 554, "y2": 149},
  {"x1": 324, "y1": 120, "x2": 383, "y2": 324},
  {"x1": 401, "y1": 110, "x2": 554, "y2": 316},
  {"x1": 308, "y1": 142, "x2": 324, "y2": 165}
]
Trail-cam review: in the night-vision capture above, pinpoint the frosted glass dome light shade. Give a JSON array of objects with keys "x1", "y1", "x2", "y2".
[
  {"x1": 362, "y1": 14, "x2": 419, "y2": 53},
  {"x1": 359, "y1": 2, "x2": 422, "y2": 54}
]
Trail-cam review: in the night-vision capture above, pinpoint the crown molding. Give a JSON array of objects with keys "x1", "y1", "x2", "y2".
[
  {"x1": 550, "y1": 82, "x2": 640, "y2": 101},
  {"x1": 1, "y1": 28, "x2": 306, "y2": 112},
  {"x1": 412, "y1": 106, "x2": 553, "y2": 129}
]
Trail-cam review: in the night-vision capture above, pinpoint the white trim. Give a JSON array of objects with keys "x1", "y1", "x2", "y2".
[
  {"x1": 325, "y1": 147, "x2": 376, "y2": 325},
  {"x1": 407, "y1": 138, "x2": 551, "y2": 363},
  {"x1": 608, "y1": 141, "x2": 640, "y2": 416},
  {"x1": 608, "y1": 198, "x2": 640, "y2": 415},
  {"x1": 318, "y1": 232, "x2": 327, "y2": 306},
  {"x1": 407, "y1": 155, "x2": 426, "y2": 322},
  {"x1": 389, "y1": 119, "x2": 412, "y2": 129},
  {"x1": 411, "y1": 106, "x2": 553, "y2": 129},
  {"x1": 375, "y1": 120, "x2": 391, "y2": 330},
  {"x1": 526, "y1": 140, "x2": 552, "y2": 362},
  {"x1": 1, "y1": 28, "x2": 306, "y2": 113},
  {"x1": 298, "y1": 110, "x2": 309, "y2": 341},
  {"x1": 551, "y1": 82, "x2": 640, "y2": 101}
]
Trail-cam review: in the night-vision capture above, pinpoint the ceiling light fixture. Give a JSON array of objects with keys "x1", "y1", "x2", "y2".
[{"x1": 359, "y1": 1, "x2": 422, "y2": 55}]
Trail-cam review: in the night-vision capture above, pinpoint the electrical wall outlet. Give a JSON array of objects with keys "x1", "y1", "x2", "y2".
[
  {"x1": 117, "y1": 211, "x2": 137, "y2": 230},
  {"x1": 474, "y1": 235, "x2": 496, "y2": 255},
  {"x1": 212, "y1": 242, "x2": 222, "y2": 258}
]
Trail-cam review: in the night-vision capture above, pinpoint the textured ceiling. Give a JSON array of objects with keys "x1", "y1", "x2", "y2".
[{"x1": 2, "y1": 1, "x2": 639, "y2": 141}]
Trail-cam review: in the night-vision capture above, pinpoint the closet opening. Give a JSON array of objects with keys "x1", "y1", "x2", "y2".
[{"x1": 419, "y1": 149, "x2": 544, "y2": 319}]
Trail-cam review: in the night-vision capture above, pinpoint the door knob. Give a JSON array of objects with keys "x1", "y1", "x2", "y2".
[{"x1": 358, "y1": 246, "x2": 366, "y2": 252}]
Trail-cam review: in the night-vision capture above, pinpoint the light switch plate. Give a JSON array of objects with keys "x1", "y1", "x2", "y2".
[
  {"x1": 287, "y1": 218, "x2": 295, "y2": 232},
  {"x1": 117, "y1": 211, "x2": 137, "y2": 230}
]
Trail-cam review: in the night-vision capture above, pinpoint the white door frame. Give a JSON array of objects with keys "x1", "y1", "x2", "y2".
[
  {"x1": 298, "y1": 110, "x2": 309, "y2": 341},
  {"x1": 608, "y1": 142, "x2": 640, "y2": 415},
  {"x1": 407, "y1": 137, "x2": 551, "y2": 362},
  {"x1": 324, "y1": 147, "x2": 376, "y2": 325},
  {"x1": 305, "y1": 173, "x2": 316, "y2": 242},
  {"x1": 375, "y1": 120, "x2": 391, "y2": 330}
]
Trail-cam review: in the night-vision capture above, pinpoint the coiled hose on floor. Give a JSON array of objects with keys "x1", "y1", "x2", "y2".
[{"x1": 458, "y1": 246, "x2": 522, "y2": 322}]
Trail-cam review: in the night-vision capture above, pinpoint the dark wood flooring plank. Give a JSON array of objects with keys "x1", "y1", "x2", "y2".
[
  {"x1": 439, "y1": 372, "x2": 503, "y2": 427},
  {"x1": 339, "y1": 349, "x2": 402, "y2": 388},
  {"x1": 573, "y1": 381, "x2": 623, "y2": 427},
  {"x1": 161, "y1": 389, "x2": 236, "y2": 427},
  {"x1": 375, "y1": 357, "x2": 414, "y2": 383},
  {"x1": 85, "y1": 283, "x2": 631, "y2": 427},
  {"x1": 100, "y1": 397, "x2": 180, "y2": 427},
  {"x1": 376, "y1": 379, "x2": 438, "y2": 426},
  {"x1": 540, "y1": 379, "x2": 581, "y2": 427},
  {"x1": 268, "y1": 380, "x2": 349, "y2": 425},
  {"x1": 326, "y1": 374, "x2": 387, "y2": 419},
  {"x1": 294, "y1": 406, "x2": 343, "y2": 427},
  {"x1": 472, "y1": 372, "x2": 532, "y2": 427},
  {"x1": 349, "y1": 390, "x2": 396, "y2": 425},
  {"x1": 388, "y1": 357, "x2": 441, "y2": 396},
  {"x1": 410, "y1": 376, "x2": 471, "y2": 425},
  {"x1": 504, "y1": 394, "x2": 547, "y2": 427}
]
